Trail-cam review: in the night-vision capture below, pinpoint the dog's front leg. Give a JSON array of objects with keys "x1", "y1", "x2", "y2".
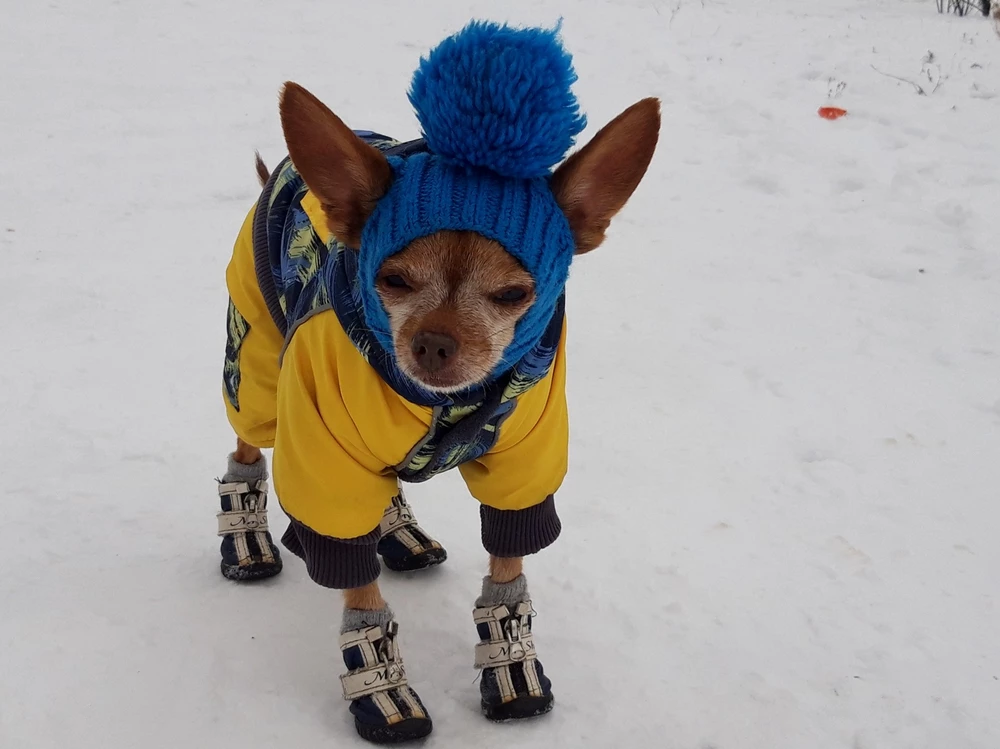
[
  {"x1": 473, "y1": 555, "x2": 554, "y2": 721},
  {"x1": 339, "y1": 580, "x2": 432, "y2": 744},
  {"x1": 343, "y1": 581, "x2": 387, "y2": 611},
  {"x1": 488, "y1": 555, "x2": 523, "y2": 584}
]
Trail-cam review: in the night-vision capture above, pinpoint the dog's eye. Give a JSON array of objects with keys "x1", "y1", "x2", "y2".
[
  {"x1": 494, "y1": 288, "x2": 529, "y2": 305},
  {"x1": 381, "y1": 274, "x2": 411, "y2": 290}
]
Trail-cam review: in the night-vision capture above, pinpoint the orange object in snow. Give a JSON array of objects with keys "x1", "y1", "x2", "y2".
[{"x1": 818, "y1": 107, "x2": 848, "y2": 120}]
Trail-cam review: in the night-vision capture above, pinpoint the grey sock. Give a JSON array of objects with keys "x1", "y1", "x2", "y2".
[
  {"x1": 341, "y1": 606, "x2": 395, "y2": 634},
  {"x1": 222, "y1": 452, "x2": 268, "y2": 483},
  {"x1": 476, "y1": 575, "x2": 529, "y2": 608}
]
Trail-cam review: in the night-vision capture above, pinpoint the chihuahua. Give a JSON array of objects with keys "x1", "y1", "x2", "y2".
[{"x1": 215, "y1": 21, "x2": 659, "y2": 744}]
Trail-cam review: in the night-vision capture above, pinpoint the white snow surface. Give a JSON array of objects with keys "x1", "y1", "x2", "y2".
[{"x1": 2, "y1": 1, "x2": 998, "y2": 747}]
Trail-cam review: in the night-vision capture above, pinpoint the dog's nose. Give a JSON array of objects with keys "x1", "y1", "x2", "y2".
[{"x1": 411, "y1": 331, "x2": 458, "y2": 373}]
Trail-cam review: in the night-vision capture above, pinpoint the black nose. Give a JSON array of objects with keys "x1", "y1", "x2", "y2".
[{"x1": 411, "y1": 331, "x2": 458, "y2": 373}]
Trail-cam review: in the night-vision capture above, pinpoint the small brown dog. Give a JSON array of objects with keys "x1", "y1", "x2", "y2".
[{"x1": 216, "y1": 21, "x2": 659, "y2": 744}]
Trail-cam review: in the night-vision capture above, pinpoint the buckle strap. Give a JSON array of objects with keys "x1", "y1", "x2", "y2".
[
  {"x1": 218, "y1": 479, "x2": 269, "y2": 496},
  {"x1": 339, "y1": 624, "x2": 387, "y2": 650},
  {"x1": 341, "y1": 663, "x2": 408, "y2": 700},
  {"x1": 339, "y1": 622, "x2": 408, "y2": 701},
  {"x1": 217, "y1": 479, "x2": 270, "y2": 536},
  {"x1": 473, "y1": 600, "x2": 537, "y2": 669},
  {"x1": 473, "y1": 601, "x2": 534, "y2": 624},
  {"x1": 217, "y1": 509, "x2": 269, "y2": 535},
  {"x1": 475, "y1": 634, "x2": 537, "y2": 668},
  {"x1": 379, "y1": 494, "x2": 417, "y2": 536}
]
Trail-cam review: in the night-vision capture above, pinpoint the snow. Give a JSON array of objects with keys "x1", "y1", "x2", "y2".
[{"x1": 2, "y1": 1, "x2": 998, "y2": 747}]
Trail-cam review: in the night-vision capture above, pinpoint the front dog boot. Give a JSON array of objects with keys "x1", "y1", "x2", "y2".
[
  {"x1": 216, "y1": 453, "x2": 282, "y2": 581},
  {"x1": 474, "y1": 575, "x2": 554, "y2": 721},
  {"x1": 340, "y1": 609, "x2": 433, "y2": 744},
  {"x1": 377, "y1": 490, "x2": 447, "y2": 572}
]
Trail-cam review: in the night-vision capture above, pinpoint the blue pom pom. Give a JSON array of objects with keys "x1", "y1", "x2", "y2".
[{"x1": 408, "y1": 21, "x2": 587, "y2": 179}]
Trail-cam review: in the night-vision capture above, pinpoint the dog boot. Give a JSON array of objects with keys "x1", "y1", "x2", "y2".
[
  {"x1": 474, "y1": 575, "x2": 554, "y2": 721},
  {"x1": 377, "y1": 491, "x2": 447, "y2": 572},
  {"x1": 216, "y1": 453, "x2": 282, "y2": 581},
  {"x1": 340, "y1": 608, "x2": 433, "y2": 744}
]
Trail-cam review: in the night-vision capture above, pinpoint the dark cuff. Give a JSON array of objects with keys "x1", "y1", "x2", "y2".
[
  {"x1": 480, "y1": 495, "x2": 561, "y2": 558},
  {"x1": 281, "y1": 519, "x2": 381, "y2": 589}
]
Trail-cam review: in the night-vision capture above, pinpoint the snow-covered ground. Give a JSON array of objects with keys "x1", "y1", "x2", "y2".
[{"x1": 2, "y1": 1, "x2": 998, "y2": 747}]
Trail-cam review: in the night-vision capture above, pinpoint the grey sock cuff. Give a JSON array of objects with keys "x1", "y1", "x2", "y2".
[
  {"x1": 341, "y1": 606, "x2": 394, "y2": 635},
  {"x1": 476, "y1": 574, "x2": 530, "y2": 608},
  {"x1": 222, "y1": 453, "x2": 268, "y2": 483}
]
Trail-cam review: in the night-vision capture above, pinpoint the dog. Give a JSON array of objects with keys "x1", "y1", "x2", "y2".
[{"x1": 215, "y1": 21, "x2": 659, "y2": 744}]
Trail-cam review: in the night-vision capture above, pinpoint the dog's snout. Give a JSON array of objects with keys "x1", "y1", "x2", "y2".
[{"x1": 411, "y1": 331, "x2": 458, "y2": 373}]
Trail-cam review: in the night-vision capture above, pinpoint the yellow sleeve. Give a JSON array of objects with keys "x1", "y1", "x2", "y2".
[
  {"x1": 223, "y1": 204, "x2": 286, "y2": 448},
  {"x1": 273, "y1": 313, "x2": 401, "y2": 540},
  {"x1": 459, "y1": 322, "x2": 569, "y2": 511}
]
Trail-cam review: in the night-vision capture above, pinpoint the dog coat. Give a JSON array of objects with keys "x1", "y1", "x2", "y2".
[{"x1": 223, "y1": 134, "x2": 568, "y2": 578}]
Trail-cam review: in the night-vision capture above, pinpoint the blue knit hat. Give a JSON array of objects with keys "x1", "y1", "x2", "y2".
[{"x1": 358, "y1": 21, "x2": 587, "y2": 370}]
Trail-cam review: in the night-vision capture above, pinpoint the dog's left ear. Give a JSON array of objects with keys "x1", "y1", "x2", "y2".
[
  {"x1": 550, "y1": 98, "x2": 661, "y2": 255},
  {"x1": 279, "y1": 82, "x2": 393, "y2": 248}
]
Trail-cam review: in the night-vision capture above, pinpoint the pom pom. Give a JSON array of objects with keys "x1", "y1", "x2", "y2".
[{"x1": 408, "y1": 21, "x2": 587, "y2": 179}]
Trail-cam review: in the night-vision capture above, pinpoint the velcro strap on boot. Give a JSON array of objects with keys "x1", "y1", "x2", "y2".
[
  {"x1": 217, "y1": 509, "x2": 269, "y2": 535},
  {"x1": 475, "y1": 635, "x2": 537, "y2": 668},
  {"x1": 474, "y1": 603, "x2": 509, "y2": 625},
  {"x1": 473, "y1": 602, "x2": 533, "y2": 626},
  {"x1": 341, "y1": 662, "x2": 408, "y2": 700},
  {"x1": 217, "y1": 480, "x2": 269, "y2": 497},
  {"x1": 338, "y1": 625, "x2": 384, "y2": 650}
]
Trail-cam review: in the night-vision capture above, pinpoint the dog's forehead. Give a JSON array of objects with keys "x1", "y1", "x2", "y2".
[
  {"x1": 450, "y1": 233, "x2": 521, "y2": 274},
  {"x1": 403, "y1": 231, "x2": 531, "y2": 283}
]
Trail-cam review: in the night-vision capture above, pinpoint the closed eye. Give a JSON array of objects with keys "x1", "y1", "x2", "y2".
[
  {"x1": 493, "y1": 287, "x2": 530, "y2": 305},
  {"x1": 380, "y1": 274, "x2": 412, "y2": 291}
]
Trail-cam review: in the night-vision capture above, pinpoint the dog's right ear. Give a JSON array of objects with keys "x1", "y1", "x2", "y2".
[
  {"x1": 550, "y1": 98, "x2": 661, "y2": 255},
  {"x1": 279, "y1": 82, "x2": 392, "y2": 248}
]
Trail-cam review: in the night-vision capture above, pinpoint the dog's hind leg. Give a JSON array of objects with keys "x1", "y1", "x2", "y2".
[
  {"x1": 216, "y1": 438, "x2": 283, "y2": 581},
  {"x1": 376, "y1": 489, "x2": 448, "y2": 573},
  {"x1": 219, "y1": 213, "x2": 285, "y2": 582},
  {"x1": 233, "y1": 437, "x2": 261, "y2": 465},
  {"x1": 473, "y1": 555, "x2": 555, "y2": 722},
  {"x1": 339, "y1": 582, "x2": 434, "y2": 743},
  {"x1": 489, "y1": 555, "x2": 523, "y2": 583}
]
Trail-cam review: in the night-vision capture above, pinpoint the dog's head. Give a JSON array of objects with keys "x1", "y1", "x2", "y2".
[{"x1": 278, "y1": 83, "x2": 659, "y2": 392}]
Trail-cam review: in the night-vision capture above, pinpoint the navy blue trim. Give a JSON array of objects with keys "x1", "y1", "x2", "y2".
[
  {"x1": 281, "y1": 518, "x2": 381, "y2": 589},
  {"x1": 480, "y1": 495, "x2": 562, "y2": 556},
  {"x1": 383, "y1": 138, "x2": 429, "y2": 158},
  {"x1": 351, "y1": 129, "x2": 393, "y2": 140},
  {"x1": 252, "y1": 157, "x2": 291, "y2": 336}
]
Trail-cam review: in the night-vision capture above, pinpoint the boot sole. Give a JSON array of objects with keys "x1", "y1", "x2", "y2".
[
  {"x1": 482, "y1": 693, "x2": 554, "y2": 722},
  {"x1": 355, "y1": 717, "x2": 433, "y2": 744},
  {"x1": 382, "y1": 548, "x2": 447, "y2": 573},
  {"x1": 220, "y1": 559, "x2": 283, "y2": 582}
]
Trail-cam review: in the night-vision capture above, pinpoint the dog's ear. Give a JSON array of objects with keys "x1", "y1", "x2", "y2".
[
  {"x1": 550, "y1": 98, "x2": 660, "y2": 255},
  {"x1": 279, "y1": 82, "x2": 392, "y2": 248}
]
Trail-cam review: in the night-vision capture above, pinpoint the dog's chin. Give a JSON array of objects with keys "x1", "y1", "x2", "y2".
[
  {"x1": 395, "y1": 355, "x2": 492, "y2": 394},
  {"x1": 399, "y1": 365, "x2": 488, "y2": 394}
]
